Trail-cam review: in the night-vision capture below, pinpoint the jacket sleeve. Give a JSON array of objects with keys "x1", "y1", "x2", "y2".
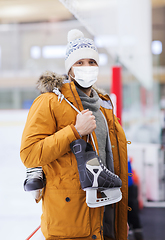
[{"x1": 20, "y1": 93, "x2": 78, "y2": 168}]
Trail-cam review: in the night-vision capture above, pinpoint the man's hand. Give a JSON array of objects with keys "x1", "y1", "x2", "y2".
[{"x1": 75, "y1": 109, "x2": 96, "y2": 136}]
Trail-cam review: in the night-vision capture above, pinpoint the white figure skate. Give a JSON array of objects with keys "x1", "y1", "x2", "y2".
[{"x1": 70, "y1": 139, "x2": 122, "y2": 208}]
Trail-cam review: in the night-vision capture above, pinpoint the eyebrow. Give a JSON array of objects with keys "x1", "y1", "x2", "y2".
[{"x1": 74, "y1": 59, "x2": 97, "y2": 64}]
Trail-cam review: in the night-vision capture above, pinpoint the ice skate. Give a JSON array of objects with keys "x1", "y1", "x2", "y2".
[
  {"x1": 24, "y1": 167, "x2": 46, "y2": 191},
  {"x1": 70, "y1": 139, "x2": 122, "y2": 208}
]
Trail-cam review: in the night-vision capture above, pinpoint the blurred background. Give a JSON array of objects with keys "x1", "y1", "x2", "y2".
[{"x1": 0, "y1": 0, "x2": 165, "y2": 239}]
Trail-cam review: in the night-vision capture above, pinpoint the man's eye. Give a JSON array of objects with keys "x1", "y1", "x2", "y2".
[
  {"x1": 89, "y1": 60, "x2": 96, "y2": 65},
  {"x1": 77, "y1": 61, "x2": 82, "y2": 65}
]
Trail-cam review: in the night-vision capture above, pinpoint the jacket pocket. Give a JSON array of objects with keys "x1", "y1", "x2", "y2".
[{"x1": 42, "y1": 187, "x2": 90, "y2": 238}]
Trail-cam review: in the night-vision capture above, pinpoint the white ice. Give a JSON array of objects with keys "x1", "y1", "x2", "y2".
[{"x1": 0, "y1": 110, "x2": 42, "y2": 240}]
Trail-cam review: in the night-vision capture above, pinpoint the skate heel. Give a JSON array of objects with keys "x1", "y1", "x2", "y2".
[{"x1": 70, "y1": 139, "x2": 93, "y2": 157}]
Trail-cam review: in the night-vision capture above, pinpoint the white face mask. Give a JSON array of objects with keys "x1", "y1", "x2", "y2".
[{"x1": 71, "y1": 66, "x2": 99, "y2": 88}]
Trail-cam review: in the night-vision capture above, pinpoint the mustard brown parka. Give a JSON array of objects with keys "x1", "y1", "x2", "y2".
[{"x1": 20, "y1": 73, "x2": 128, "y2": 240}]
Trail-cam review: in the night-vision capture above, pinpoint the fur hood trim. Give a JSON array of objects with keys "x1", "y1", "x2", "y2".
[
  {"x1": 37, "y1": 71, "x2": 106, "y2": 95},
  {"x1": 37, "y1": 71, "x2": 67, "y2": 93}
]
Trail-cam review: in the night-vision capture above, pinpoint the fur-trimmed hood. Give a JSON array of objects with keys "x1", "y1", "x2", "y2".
[
  {"x1": 37, "y1": 71, "x2": 67, "y2": 93},
  {"x1": 37, "y1": 71, "x2": 106, "y2": 96}
]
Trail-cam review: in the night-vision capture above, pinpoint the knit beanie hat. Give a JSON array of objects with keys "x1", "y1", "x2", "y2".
[{"x1": 65, "y1": 29, "x2": 99, "y2": 74}]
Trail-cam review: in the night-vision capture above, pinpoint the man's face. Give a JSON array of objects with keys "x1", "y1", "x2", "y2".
[{"x1": 69, "y1": 58, "x2": 98, "y2": 78}]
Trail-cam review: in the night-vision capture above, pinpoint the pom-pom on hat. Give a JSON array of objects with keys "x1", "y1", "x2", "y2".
[{"x1": 65, "y1": 29, "x2": 99, "y2": 74}]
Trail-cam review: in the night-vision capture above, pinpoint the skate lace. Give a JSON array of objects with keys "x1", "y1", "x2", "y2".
[
  {"x1": 26, "y1": 168, "x2": 43, "y2": 179},
  {"x1": 98, "y1": 158, "x2": 119, "y2": 178}
]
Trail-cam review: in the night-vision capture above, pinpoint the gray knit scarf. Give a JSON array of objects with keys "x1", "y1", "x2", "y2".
[{"x1": 76, "y1": 87, "x2": 107, "y2": 166}]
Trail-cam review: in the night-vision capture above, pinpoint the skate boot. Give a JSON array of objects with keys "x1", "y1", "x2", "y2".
[
  {"x1": 70, "y1": 139, "x2": 122, "y2": 208},
  {"x1": 24, "y1": 167, "x2": 46, "y2": 191},
  {"x1": 24, "y1": 167, "x2": 46, "y2": 202}
]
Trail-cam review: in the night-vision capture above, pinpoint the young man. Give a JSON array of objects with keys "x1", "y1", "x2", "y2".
[{"x1": 20, "y1": 29, "x2": 128, "y2": 240}]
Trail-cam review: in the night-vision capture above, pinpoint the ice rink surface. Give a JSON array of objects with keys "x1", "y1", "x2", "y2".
[{"x1": 0, "y1": 110, "x2": 42, "y2": 240}]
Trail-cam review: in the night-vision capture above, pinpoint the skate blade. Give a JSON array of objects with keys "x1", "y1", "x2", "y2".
[
  {"x1": 31, "y1": 189, "x2": 43, "y2": 201},
  {"x1": 85, "y1": 188, "x2": 122, "y2": 208}
]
